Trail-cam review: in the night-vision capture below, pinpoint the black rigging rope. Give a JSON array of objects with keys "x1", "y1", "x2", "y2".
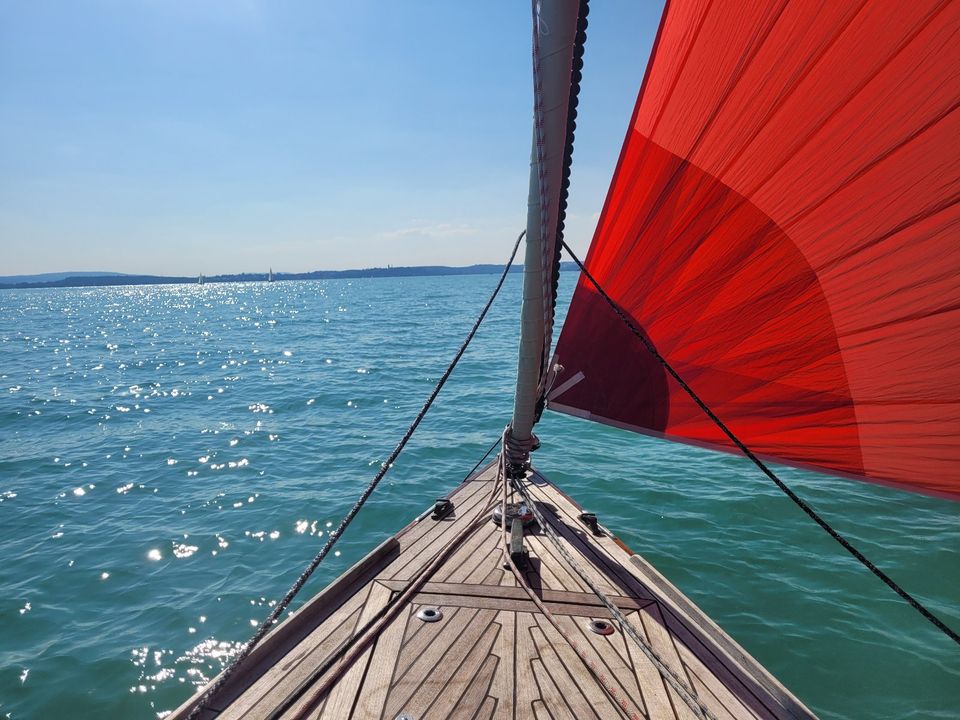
[
  {"x1": 185, "y1": 230, "x2": 525, "y2": 719},
  {"x1": 559, "y1": 238, "x2": 960, "y2": 647},
  {"x1": 461, "y1": 435, "x2": 502, "y2": 484}
]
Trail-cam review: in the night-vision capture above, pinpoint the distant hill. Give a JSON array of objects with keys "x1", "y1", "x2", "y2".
[
  {"x1": 0, "y1": 271, "x2": 129, "y2": 285},
  {"x1": 0, "y1": 263, "x2": 578, "y2": 290}
]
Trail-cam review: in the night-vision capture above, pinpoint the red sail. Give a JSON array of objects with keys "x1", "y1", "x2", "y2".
[{"x1": 551, "y1": 0, "x2": 960, "y2": 499}]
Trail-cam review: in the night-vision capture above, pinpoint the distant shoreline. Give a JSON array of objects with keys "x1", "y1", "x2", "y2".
[{"x1": 0, "y1": 263, "x2": 578, "y2": 290}]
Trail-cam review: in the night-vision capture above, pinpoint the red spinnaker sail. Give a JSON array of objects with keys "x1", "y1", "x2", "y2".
[{"x1": 551, "y1": 0, "x2": 960, "y2": 499}]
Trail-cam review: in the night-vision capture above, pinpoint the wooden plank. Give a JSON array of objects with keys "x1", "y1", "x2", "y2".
[
  {"x1": 466, "y1": 545, "x2": 505, "y2": 584},
  {"x1": 436, "y1": 523, "x2": 500, "y2": 584},
  {"x1": 525, "y1": 535, "x2": 591, "y2": 593},
  {"x1": 530, "y1": 619, "x2": 610, "y2": 720},
  {"x1": 384, "y1": 608, "x2": 497, "y2": 718},
  {"x1": 318, "y1": 581, "x2": 393, "y2": 719},
  {"x1": 215, "y1": 589, "x2": 370, "y2": 720},
  {"x1": 449, "y1": 652, "x2": 500, "y2": 719},
  {"x1": 386, "y1": 472, "x2": 496, "y2": 581},
  {"x1": 625, "y1": 634, "x2": 686, "y2": 720},
  {"x1": 523, "y1": 552, "x2": 571, "y2": 594},
  {"x1": 391, "y1": 604, "x2": 468, "y2": 681},
  {"x1": 491, "y1": 610, "x2": 515, "y2": 720},
  {"x1": 637, "y1": 603, "x2": 704, "y2": 720},
  {"x1": 532, "y1": 699, "x2": 554, "y2": 720},
  {"x1": 530, "y1": 528, "x2": 623, "y2": 595},
  {"x1": 481, "y1": 562, "x2": 507, "y2": 587},
  {"x1": 351, "y1": 599, "x2": 411, "y2": 719},
  {"x1": 377, "y1": 579, "x2": 653, "y2": 612},
  {"x1": 406, "y1": 591, "x2": 654, "y2": 619},
  {"x1": 550, "y1": 613, "x2": 646, "y2": 720},
  {"x1": 471, "y1": 695, "x2": 498, "y2": 720},
  {"x1": 516, "y1": 612, "x2": 544, "y2": 719},
  {"x1": 421, "y1": 618, "x2": 500, "y2": 719},
  {"x1": 686, "y1": 669, "x2": 744, "y2": 720},
  {"x1": 386, "y1": 605, "x2": 479, "y2": 712},
  {"x1": 531, "y1": 655, "x2": 577, "y2": 720}
]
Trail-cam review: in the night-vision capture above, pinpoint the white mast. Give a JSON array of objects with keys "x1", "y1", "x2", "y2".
[{"x1": 507, "y1": 0, "x2": 581, "y2": 471}]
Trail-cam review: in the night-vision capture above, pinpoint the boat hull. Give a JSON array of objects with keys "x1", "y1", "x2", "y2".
[{"x1": 169, "y1": 463, "x2": 814, "y2": 719}]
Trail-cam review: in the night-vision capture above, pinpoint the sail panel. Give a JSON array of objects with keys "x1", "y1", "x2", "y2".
[{"x1": 551, "y1": 0, "x2": 960, "y2": 498}]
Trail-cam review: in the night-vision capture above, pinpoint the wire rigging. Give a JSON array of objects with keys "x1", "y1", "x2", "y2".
[
  {"x1": 498, "y1": 429, "x2": 717, "y2": 720},
  {"x1": 559, "y1": 238, "x2": 960, "y2": 647},
  {"x1": 185, "y1": 230, "x2": 525, "y2": 720}
]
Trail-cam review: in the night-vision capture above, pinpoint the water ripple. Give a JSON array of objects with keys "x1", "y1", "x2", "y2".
[{"x1": 0, "y1": 277, "x2": 956, "y2": 720}]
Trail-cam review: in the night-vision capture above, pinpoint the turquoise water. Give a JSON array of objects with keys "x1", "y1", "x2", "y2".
[{"x1": 0, "y1": 274, "x2": 957, "y2": 719}]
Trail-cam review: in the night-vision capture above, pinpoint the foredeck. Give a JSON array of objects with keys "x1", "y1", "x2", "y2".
[{"x1": 171, "y1": 464, "x2": 815, "y2": 720}]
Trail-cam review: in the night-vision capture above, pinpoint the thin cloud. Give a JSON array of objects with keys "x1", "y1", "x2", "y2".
[{"x1": 378, "y1": 223, "x2": 479, "y2": 241}]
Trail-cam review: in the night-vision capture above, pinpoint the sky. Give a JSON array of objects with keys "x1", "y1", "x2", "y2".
[{"x1": 0, "y1": 1, "x2": 664, "y2": 276}]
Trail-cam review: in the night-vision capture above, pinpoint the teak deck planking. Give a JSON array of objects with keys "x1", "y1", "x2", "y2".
[{"x1": 169, "y1": 464, "x2": 816, "y2": 719}]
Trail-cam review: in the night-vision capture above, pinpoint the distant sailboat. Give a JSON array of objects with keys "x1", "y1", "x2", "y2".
[
  {"x1": 197, "y1": 274, "x2": 204, "y2": 285},
  {"x1": 268, "y1": 268, "x2": 274, "y2": 283}
]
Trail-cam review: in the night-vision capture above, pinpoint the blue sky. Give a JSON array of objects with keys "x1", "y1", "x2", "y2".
[{"x1": 0, "y1": 1, "x2": 663, "y2": 276}]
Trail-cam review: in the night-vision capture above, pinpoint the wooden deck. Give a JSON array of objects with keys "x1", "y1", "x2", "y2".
[{"x1": 170, "y1": 464, "x2": 815, "y2": 720}]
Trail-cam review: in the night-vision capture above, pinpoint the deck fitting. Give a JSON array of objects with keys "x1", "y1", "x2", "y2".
[
  {"x1": 431, "y1": 498, "x2": 453, "y2": 520},
  {"x1": 588, "y1": 619, "x2": 615, "y2": 635},
  {"x1": 579, "y1": 512, "x2": 602, "y2": 535},
  {"x1": 509, "y1": 517, "x2": 529, "y2": 568},
  {"x1": 416, "y1": 606, "x2": 442, "y2": 623}
]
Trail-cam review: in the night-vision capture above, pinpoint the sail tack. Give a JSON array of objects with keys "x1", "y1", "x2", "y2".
[{"x1": 551, "y1": 0, "x2": 960, "y2": 498}]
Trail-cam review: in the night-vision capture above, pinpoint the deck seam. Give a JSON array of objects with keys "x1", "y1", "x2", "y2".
[
  {"x1": 559, "y1": 613, "x2": 645, "y2": 719},
  {"x1": 527, "y1": 622, "x2": 579, "y2": 720},
  {"x1": 397, "y1": 608, "x2": 498, "y2": 717},
  {"x1": 380, "y1": 605, "x2": 412, "y2": 720},
  {"x1": 618, "y1": 621, "x2": 652, "y2": 719},
  {"x1": 658, "y1": 602, "x2": 779, "y2": 719},
  {"x1": 636, "y1": 607, "x2": 686, "y2": 720},
  {"x1": 687, "y1": 666, "x2": 744, "y2": 720},
  {"x1": 422, "y1": 618, "x2": 500, "y2": 719},
  {"x1": 392, "y1": 605, "x2": 469, "y2": 684},
  {"x1": 533, "y1": 612, "x2": 629, "y2": 720},
  {"x1": 531, "y1": 488, "x2": 655, "y2": 600},
  {"x1": 387, "y1": 606, "x2": 483, "y2": 711},
  {"x1": 388, "y1": 481, "x2": 493, "y2": 580}
]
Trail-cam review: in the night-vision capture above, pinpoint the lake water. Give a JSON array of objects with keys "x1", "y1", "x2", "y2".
[{"x1": 0, "y1": 274, "x2": 957, "y2": 719}]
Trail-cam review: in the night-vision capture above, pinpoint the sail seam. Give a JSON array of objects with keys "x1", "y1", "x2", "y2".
[{"x1": 560, "y1": 238, "x2": 960, "y2": 647}]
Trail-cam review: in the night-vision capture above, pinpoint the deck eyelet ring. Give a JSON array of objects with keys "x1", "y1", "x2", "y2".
[
  {"x1": 394, "y1": 715, "x2": 414, "y2": 720},
  {"x1": 588, "y1": 619, "x2": 615, "y2": 635},
  {"x1": 416, "y1": 606, "x2": 442, "y2": 623}
]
